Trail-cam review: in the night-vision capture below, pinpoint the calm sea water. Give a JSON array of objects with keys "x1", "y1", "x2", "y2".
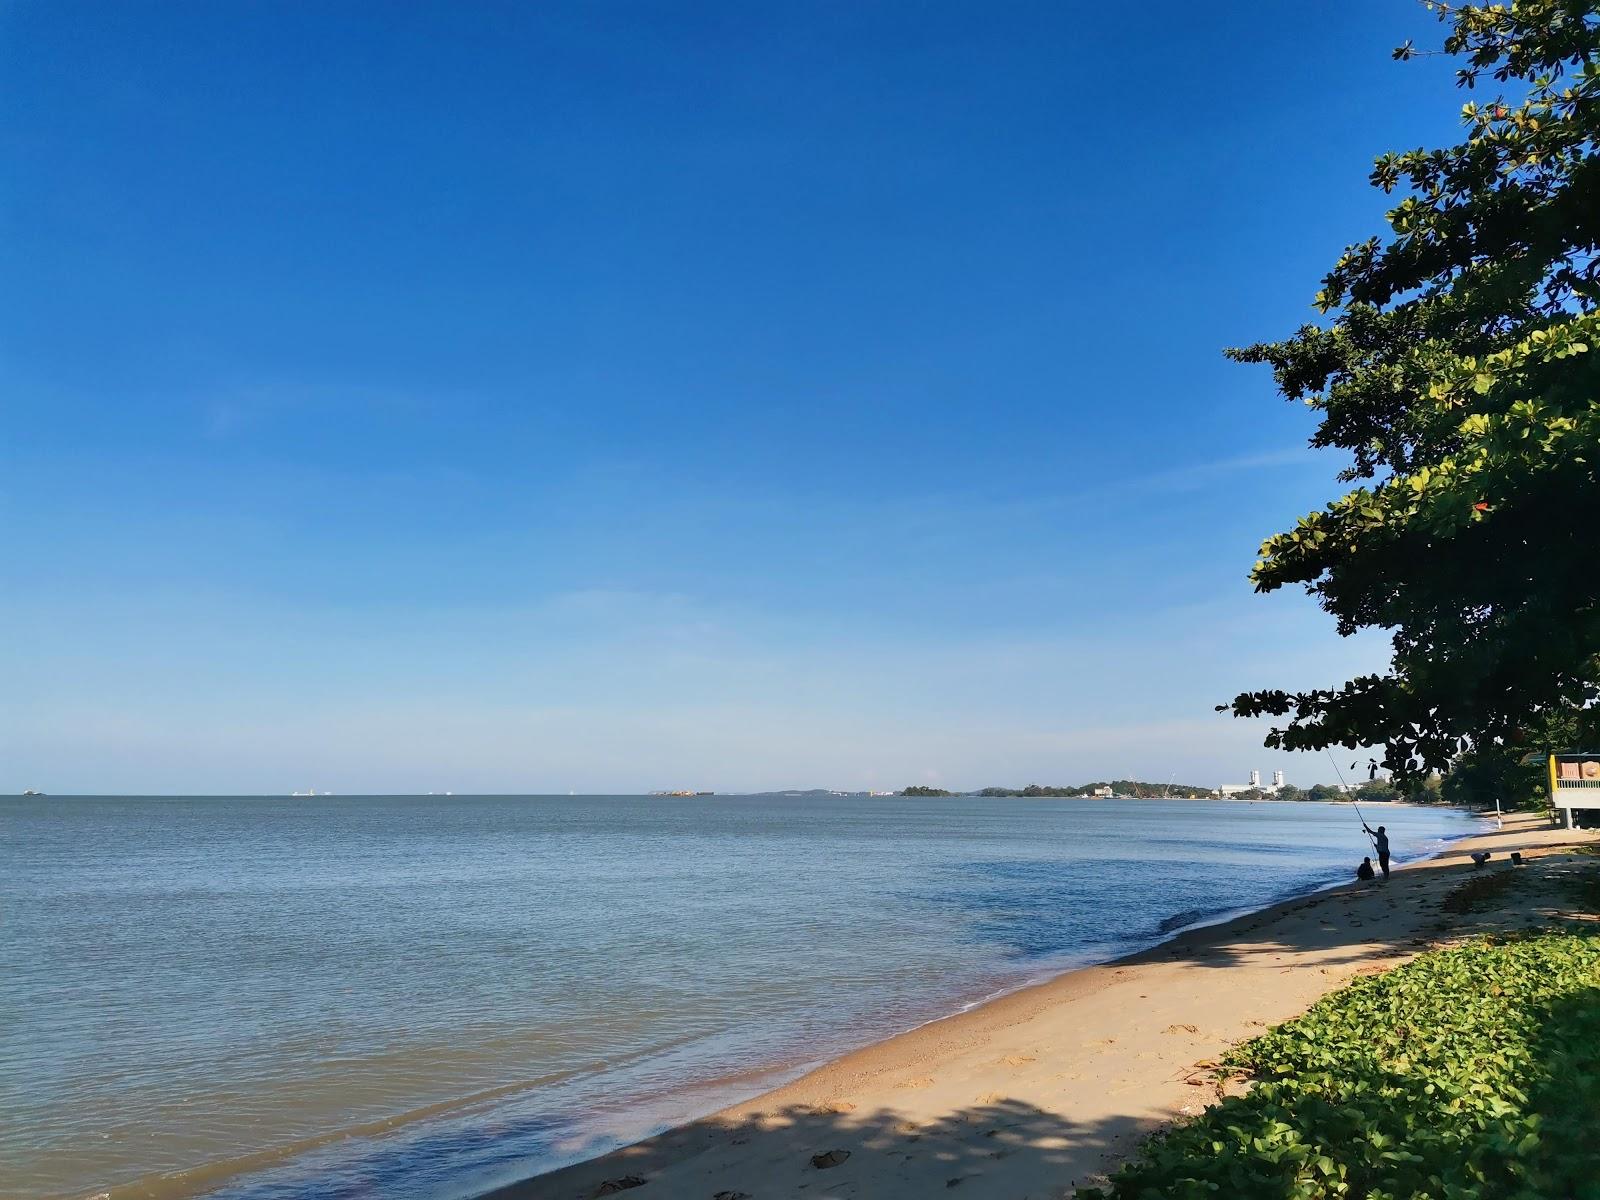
[{"x1": 2, "y1": 794, "x2": 1475, "y2": 1200}]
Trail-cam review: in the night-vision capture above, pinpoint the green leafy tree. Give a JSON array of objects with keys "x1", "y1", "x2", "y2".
[
  {"x1": 1353, "y1": 779, "x2": 1398, "y2": 803},
  {"x1": 1441, "y1": 744, "x2": 1547, "y2": 806},
  {"x1": 1441, "y1": 703, "x2": 1587, "y2": 806},
  {"x1": 1224, "y1": 2, "x2": 1600, "y2": 782}
]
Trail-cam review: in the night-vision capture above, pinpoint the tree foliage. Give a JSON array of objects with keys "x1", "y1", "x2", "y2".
[
  {"x1": 1440, "y1": 743, "x2": 1547, "y2": 806},
  {"x1": 1225, "y1": 1, "x2": 1600, "y2": 781}
]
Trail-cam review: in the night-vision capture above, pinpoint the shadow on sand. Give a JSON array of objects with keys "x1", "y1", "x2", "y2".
[{"x1": 485, "y1": 1095, "x2": 1153, "y2": 1200}]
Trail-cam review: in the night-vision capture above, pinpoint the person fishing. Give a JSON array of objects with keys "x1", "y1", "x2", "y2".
[
  {"x1": 1362, "y1": 821, "x2": 1391, "y2": 880},
  {"x1": 1333, "y1": 753, "x2": 1393, "y2": 883}
]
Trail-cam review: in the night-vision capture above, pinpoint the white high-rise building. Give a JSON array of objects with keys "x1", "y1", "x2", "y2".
[{"x1": 1220, "y1": 767, "x2": 1276, "y2": 797}]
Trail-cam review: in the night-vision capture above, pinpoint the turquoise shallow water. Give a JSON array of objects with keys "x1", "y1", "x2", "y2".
[{"x1": 2, "y1": 794, "x2": 1477, "y2": 1200}]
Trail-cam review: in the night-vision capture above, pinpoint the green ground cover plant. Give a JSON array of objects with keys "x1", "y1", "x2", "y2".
[{"x1": 1080, "y1": 932, "x2": 1600, "y2": 1199}]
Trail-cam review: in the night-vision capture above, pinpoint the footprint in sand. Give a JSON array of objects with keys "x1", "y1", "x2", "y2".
[
  {"x1": 975, "y1": 1091, "x2": 1005, "y2": 1104},
  {"x1": 1163, "y1": 1023, "x2": 1198, "y2": 1035},
  {"x1": 999, "y1": 1054, "x2": 1036, "y2": 1067},
  {"x1": 896, "y1": 1077, "x2": 934, "y2": 1090}
]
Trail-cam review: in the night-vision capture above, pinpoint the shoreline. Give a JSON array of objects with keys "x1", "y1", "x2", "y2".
[
  {"x1": 486, "y1": 810, "x2": 1586, "y2": 1200},
  {"x1": 48, "y1": 799, "x2": 1472, "y2": 1200},
  {"x1": 465, "y1": 812, "x2": 1483, "y2": 1193}
]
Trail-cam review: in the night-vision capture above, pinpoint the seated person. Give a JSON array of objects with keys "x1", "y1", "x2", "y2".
[{"x1": 1356, "y1": 856, "x2": 1376, "y2": 880}]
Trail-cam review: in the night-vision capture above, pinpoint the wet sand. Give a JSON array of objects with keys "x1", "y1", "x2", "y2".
[{"x1": 489, "y1": 810, "x2": 1598, "y2": 1200}]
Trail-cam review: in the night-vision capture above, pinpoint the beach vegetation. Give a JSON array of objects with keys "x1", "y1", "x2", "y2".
[
  {"x1": 1222, "y1": 1, "x2": 1600, "y2": 784},
  {"x1": 1080, "y1": 930, "x2": 1600, "y2": 1200}
]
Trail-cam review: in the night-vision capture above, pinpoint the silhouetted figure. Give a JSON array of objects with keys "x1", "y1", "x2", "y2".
[
  {"x1": 1471, "y1": 850, "x2": 1492, "y2": 868},
  {"x1": 1363, "y1": 822, "x2": 1391, "y2": 880},
  {"x1": 1356, "y1": 857, "x2": 1376, "y2": 881}
]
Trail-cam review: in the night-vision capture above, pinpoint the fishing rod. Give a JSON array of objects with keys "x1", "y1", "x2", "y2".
[{"x1": 1326, "y1": 748, "x2": 1378, "y2": 853}]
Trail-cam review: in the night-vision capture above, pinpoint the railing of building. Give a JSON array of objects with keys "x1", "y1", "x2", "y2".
[{"x1": 1548, "y1": 754, "x2": 1600, "y2": 821}]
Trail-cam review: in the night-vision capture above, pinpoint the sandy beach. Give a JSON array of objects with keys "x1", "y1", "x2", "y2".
[{"x1": 491, "y1": 809, "x2": 1599, "y2": 1200}]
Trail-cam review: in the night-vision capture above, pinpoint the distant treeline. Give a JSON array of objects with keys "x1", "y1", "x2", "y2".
[
  {"x1": 980, "y1": 781, "x2": 1215, "y2": 799},
  {"x1": 900, "y1": 781, "x2": 1211, "y2": 799},
  {"x1": 1246, "y1": 778, "x2": 1446, "y2": 805},
  {"x1": 900, "y1": 778, "x2": 1447, "y2": 803}
]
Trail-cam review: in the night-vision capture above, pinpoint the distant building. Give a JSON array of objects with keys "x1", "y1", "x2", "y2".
[{"x1": 1219, "y1": 768, "x2": 1284, "y2": 798}]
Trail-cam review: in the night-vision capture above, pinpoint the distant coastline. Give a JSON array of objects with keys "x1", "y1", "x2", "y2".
[
  {"x1": 896, "y1": 779, "x2": 1433, "y2": 803},
  {"x1": 12, "y1": 787, "x2": 1448, "y2": 805}
]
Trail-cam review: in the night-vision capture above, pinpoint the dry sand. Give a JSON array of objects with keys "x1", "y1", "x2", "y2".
[{"x1": 490, "y1": 810, "x2": 1598, "y2": 1200}]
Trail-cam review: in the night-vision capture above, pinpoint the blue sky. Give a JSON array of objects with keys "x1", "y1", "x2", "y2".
[{"x1": 3, "y1": 2, "x2": 1464, "y2": 794}]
